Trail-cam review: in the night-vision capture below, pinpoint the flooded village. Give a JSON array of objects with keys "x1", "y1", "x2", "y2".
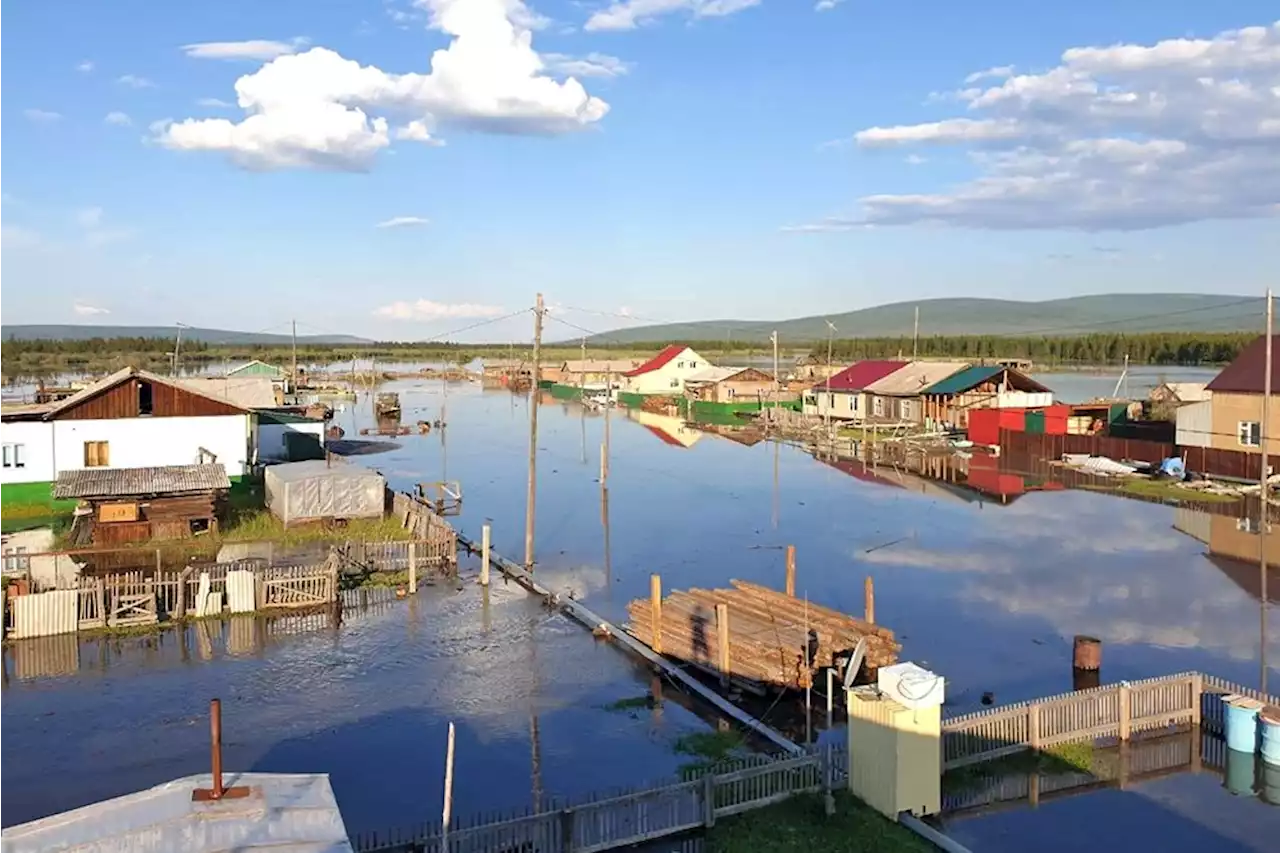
[{"x1": 2, "y1": 319, "x2": 1278, "y2": 853}]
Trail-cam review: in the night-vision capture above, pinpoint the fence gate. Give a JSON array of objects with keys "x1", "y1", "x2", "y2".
[{"x1": 262, "y1": 568, "x2": 334, "y2": 609}]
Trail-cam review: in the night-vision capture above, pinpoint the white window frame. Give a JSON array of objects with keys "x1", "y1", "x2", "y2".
[
  {"x1": 1239, "y1": 420, "x2": 1261, "y2": 447},
  {"x1": 2, "y1": 443, "x2": 25, "y2": 469}
]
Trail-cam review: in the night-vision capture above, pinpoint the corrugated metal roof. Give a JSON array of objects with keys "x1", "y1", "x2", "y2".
[
  {"x1": 559, "y1": 359, "x2": 642, "y2": 373},
  {"x1": 1207, "y1": 335, "x2": 1275, "y2": 393},
  {"x1": 1, "y1": 772, "x2": 354, "y2": 853},
  {"x1": 685, "y1": 366, "x2": 737, "y2": 384},
  {"x1": 623, "y1": 345, "x2": 689, "y2": 377},
  {"x1": 53, "y1": 464, "x2": 231, "y2": 499},
  {"x1": 920, "y1": 365, "x2": 1003, "y2": 395},
  {"x1": 812, "y1": 360, "x2": 908, "y2": 392},
  {"x1": 177, "y1": 377, "x2": 278, "y2": 409},
  {"x1": 864, "y1": 361, "x2": 970, "y2": 395}
]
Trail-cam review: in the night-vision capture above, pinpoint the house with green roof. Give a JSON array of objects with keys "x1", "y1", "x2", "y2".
[{"x1": 920, "y1": 365, "x2": 1052, "y2": 431}]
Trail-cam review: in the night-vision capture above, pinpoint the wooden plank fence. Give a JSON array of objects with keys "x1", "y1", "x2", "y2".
[{"x1": 351, "y1": 744, "x2": 844, "y2": 853}]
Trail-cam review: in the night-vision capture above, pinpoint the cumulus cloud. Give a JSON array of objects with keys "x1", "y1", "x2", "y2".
[
  {"x1": 73, "y1": 301, "x2": 111, "y2": 316},
  {"x1": 374, "y1": 299, "x2": 505, "y2": 320},
  {"x1": 394, "y1": 119, "x2": 441, "y2": 144},
  {"x1": 542, "y1": 52, "x2": 631, "y2": 78},
  {"x1": 104, "y1": 111, "x2": 133, "y2": 126},
  {"x1": 24, "y1": 108, "x2": 62, "y2": 123},
  {"x1": 181, "y1": 38, "x2": 308, "y2": 61},
  {"x1": 584, "y1": 0, "x2": 759, "y2": 32},
  {"x1": 156, "y1": 0, "x2": 608, "y2": 171},
  {"x1": 798, "y1": 21, "x2": 1280, "y2": 231},
  {"x1": 375, "y1": 215, "x2": 431, "y2": 227},
  {"x1": 117, "y1": 74, "x2": 156, "y2": 89}
]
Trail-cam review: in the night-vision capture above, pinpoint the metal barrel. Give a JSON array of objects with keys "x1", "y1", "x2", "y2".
[{"x1": 1224, "y1": 696, "x2": 1262, "y2": 754}]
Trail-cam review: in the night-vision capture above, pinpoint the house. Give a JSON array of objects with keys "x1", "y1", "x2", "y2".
[
  {"x1": 555, "y1": 359, "x2": 643, "y2": 387},
  {"x1": 690, "y1": 367, "x2": 787, "y2": 405},
  {"x1": 54, "y1": 463, "x2": 231, "y2": 545},
  {"x1": 481, "y1": 358, "x2": 532, "y2": 386},
  {"x1": 863, "y1": 361, "x2": 970, "y2": 424},
  {"x1": 801, "y1": 361, "x2": 907, "y2": 421},
  {"x1": 919, "y1": 365, "x2": 1053, "y2": 430},
  {"x1": 1179, "y1": 335, "x2": 1279, "y2": 455},
  {"x1": 256, "y1": 411, "x2": 327, "y2": 462},
  {"x1": 621, "y1": 346, "x2": 715, "y2": 395},
  {"x1": 1150, "y1": 382, "x2": 1211, "y2": 405},
  {"x1": 1, "y1": 368, "x2": 253, "y2": 515}
]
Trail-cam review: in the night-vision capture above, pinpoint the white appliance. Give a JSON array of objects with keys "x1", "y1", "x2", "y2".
[{"x1": 877, "y1": 662, "x2": 946, "y2": 711}]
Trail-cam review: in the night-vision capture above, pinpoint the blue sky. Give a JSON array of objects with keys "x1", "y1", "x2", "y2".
[{"x1": 2, "y1": 1, "x2": 1277, "y2": 341}]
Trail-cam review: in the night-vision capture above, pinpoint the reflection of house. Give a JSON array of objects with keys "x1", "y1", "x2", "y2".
[
  {"x1": 1, "y1": 369, "x2": 253, "y2": 516},
  {"x1": 863, "y1": 361, "x2": 969, "y2": 424},
  {"x1": 1179, "y1": 336, "x2": 1278, "y2": 456},
  {"x1": 802, "y1": 361, "x2": 907, "y2": 421},
  {"x1": 1175, "y1": 506, "x2": 1280, "y2": 604},
  {"x1": 622, "y1": 346, "x2": 714, "y2": 395},
  {"x1": 920, "y1": 366, "x2": 1052, "y2": 430},
  {"x1": 629, "y1": 410, "x2": 703, "y2": 448}
]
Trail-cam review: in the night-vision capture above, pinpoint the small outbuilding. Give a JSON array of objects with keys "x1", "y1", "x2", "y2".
[
  {"x1": 264, "y1": 460, "x2": 385, "y2": 526},
  {"x1": 53, "y1": 463, "x2": 231, "y2": 545}
]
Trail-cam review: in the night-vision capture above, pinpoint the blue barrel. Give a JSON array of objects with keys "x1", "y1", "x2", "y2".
[
  {"x1": 1224, "y1": 748, "x2": 1255, "y2": 797},
  {"x1": 1224, "y1": 697, "x2": 1261, "y2": 754},
  {"x1": 1261, "y1": 706, "x2": 1280, "y2": 767}
]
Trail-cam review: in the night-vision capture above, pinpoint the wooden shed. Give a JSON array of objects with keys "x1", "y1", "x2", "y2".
[{"x1": 53, "y1": 464, "x2": 231, "y2": 545}]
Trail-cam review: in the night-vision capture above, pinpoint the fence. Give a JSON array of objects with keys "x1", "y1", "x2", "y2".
[{"x1": 351, "y1": 744, "x2": 845, "y2": 853}]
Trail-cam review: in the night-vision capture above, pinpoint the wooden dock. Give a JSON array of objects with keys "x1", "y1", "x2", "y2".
[
  {"x1": 626, "y1": 578, "x2": 899, "y2": 693},
  {"x1": 455, "y1": 531, "x2": 803, "y2": 756}
]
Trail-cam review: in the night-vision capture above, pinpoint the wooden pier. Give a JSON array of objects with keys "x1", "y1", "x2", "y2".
[{"x1": 626, "y1": 577, "x2": 899, "y2": 693}]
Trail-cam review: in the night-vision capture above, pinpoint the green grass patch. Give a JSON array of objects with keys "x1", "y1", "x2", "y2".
[
  {"x1": 707, "y1": 790, "x2": 935, "y2": 853},
  {"x1": 219, "y1": 509, "x2": 413, "y2": 545},
  {"x1": 674, "y1": 730, "x2": 746, "y2": 762},
  {"x1": 602, "y1": 694, "x2": 657, "y2": 712}
]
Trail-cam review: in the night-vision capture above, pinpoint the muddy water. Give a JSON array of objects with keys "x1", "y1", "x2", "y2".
[{"x1": 3, "y1": 378, "x2": 1277, "y2": 835}]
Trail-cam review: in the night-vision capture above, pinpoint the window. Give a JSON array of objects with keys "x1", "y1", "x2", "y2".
[
  {"x1": 3, "y1": 547, "x2": 30, "y2": 573},
  {"x1": 84, "y1": 440, "x2": 110, "y2": 467},
  {"x1": 873, "y1": 397, "x2": 884, "y2": 417},
  {"x1": 689, "y1": 361, "x2": 697, "y2": 369},
  {"x1": 138, "y1": 380, "x2": 154, "y2": 415},
  {"x1": 2, "y1": 443, "x2": 25, "y2": 468},
  {"x1": 1239, "y1": 421, "x2": 1261, "y2": 447},
  {"x1": 677, "y1": 361, "x2": 685, "y2": 368},
  {"x1": 828, "y1": 393, "x2": 836, "y2": 408}
]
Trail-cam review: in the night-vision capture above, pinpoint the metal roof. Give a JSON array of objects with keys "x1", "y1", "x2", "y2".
[
  {"x1": 920, "y1": 365, "x2": 1003, "y2": 395},
  {"x1": 864, "y1": 361, "x2": 970, "y2": 396},
  {"x1": 684, "y1": 366, "x2": 737, "y2": 384},
  {"x1": 177, "y1": 376, "x2": 278, "y2": 409},
  {"x1": 811, "y1": 360, "x2": 907, "y2": 393},
  {"x1": 558, "y1": 359, "x2": 642, "y2": 373},
  {"x1": 1, "y1": 772, "x2": 354, "y2": 853},
  {"x1": 53, "y1": 464, "x2": 232, "y2": 499},
  {"x1": 1207, "y1": 335, "x2": 1276, "y2": 394}
]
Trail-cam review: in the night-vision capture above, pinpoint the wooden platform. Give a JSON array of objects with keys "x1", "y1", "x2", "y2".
[{"x1": 626, "y1": 579, "x2": 899, "y2": 692}]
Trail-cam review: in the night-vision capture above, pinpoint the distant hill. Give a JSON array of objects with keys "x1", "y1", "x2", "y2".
[
  {"x1": 3, "y1": 325, "x2": 368, "y2": 344},
  {"x1": 580, "y1": 294, "x2": 1261, "y2": 344}
]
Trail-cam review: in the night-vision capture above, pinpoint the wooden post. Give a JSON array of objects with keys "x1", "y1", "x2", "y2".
[
  {"x1": 155, "y1": 548, "x2": 162, "y2": 573},
  {"x1": 599, "y1": 443, "x2": 607, "y2": 483},
  {"x1": 826, "y1": 667, "x2": 834, "y2": 723},
  {"x1": 785, "y1": 545, "x2": 796, "y2": 598},
  {"x1": 1189, "y1": 672, "x2": 1202, "y2": 727},
  {"x1": 96, "y1": 579, "x2": 106, "y2": 626},
  {"x1": 480, "y1": 521, "x2": 492, "y2": 586},
  {"x1": 864, "y1": 576, "x2": 875, "y2": 625},
  {"x1": 559, "y1": 808, "x2": 574, "y2": 853},
  {"x1": 702, "y1": 772, "x2": 716, "y2": 828},
  {"x1": 716, "y1": 603, "x2": 731, "y2": 685},
  {"x1": 175, "y1": 569, "x2": 188, "y2": 622},
  {"x1": 822, "y1": 744, "x2": 835, "y2": 816},
  {"x1": 408, "y1": 541, "x2": 418, "y2": 595},
  {"x1": 650, "y1": 574, "x2": 663, "y2": 654},
  {"x1": 1028, "y1": 703, "x2": 1041, "y2": 750},
  {"x1": 1118, "y1": 683, "x2": 1131, "y2": 741},
  {"x1": 524, "y1": 293, "x2": 545, "y2": 571}
]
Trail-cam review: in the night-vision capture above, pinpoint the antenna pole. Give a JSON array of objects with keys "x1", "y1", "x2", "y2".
[{"x1": 524, "y1": 294, "x2": 545, "y2": 571}]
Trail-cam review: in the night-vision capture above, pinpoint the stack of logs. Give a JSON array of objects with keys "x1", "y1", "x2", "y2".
[{"x1": 626, "y1": 574, "x2": 899, "y2": 693}]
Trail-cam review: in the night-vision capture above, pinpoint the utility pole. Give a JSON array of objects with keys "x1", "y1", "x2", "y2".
[
  {"x1": 172, "y1": 323, "x2": 185, "y2": 376},
  {"x1": 525, "y1": 293, "x2": 545, "y2": 571},
  {"x1": 912, "y1": 305, "x2": 919, "y2": 362},
  {"x1": 291, "y1": 319, "x2": 298, "y2": 392},
  {"x1": 581, "y1": 336, "x2": 587, "y2": 365},
  {"x1": 824, "y1": 320, "x2": 837, "y2": 432},
  {"x1": 602, "y1": 362, "x2": 612, "y2": 485},
  {"x1": 1261, "y1": 288, "x2": 1272, "y2": 694},
  {"x1": 771, "y1": 330, "x2": 779, "y2": 415}
]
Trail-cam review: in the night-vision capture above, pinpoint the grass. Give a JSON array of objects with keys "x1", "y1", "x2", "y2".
[
  {"x1": 674, "y1": 729, "x2": 751, "y2": 779},
  {"x1": 706, "y1": 790, "x2": 935, "y2": 853},
  {"x1": 602, "y1": 694, "x2": 657, "y2": 712},
  {"x1": 1079, "y1": 478, "x2": 1238, "y2": 505},
  {"x1": 218, "y1": 509, "x2": 413, "y2": 545}
]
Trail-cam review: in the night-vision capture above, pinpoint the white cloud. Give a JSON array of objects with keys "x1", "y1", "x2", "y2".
[
  {"x1": 196, "y1": 97, "x2": 234, "y2": 108},
  {"x1": 542, "y1": 52, "x2": 631, "y2": 78},
  {"x1": 376, "y1": 215, "x2": 432, "y2": 228},
  {"x1": 104, "y1": 111, "x2": 133, "y2": 126},
  {"x1": 814, "y1": 0, "x2": 846, "y2": 10},
  {"x1": 24, "y1": 108, "x2": 62, "y2": 123},
  {"x1": 73, "y1": 301, "x2": 111, "y2": 316},
  {"x1": 181, "y1": 38, "x2": 308, "y2": 61},
  {"x1": 904, "y1": 154, "x2": 927, "y2": 165},
  {"x1": 584, "y1": 0, "x2": 759, "y2": 32},
  {"x1": 800, "y1": 20, "x2": 1280, "y2": 231},
  {"x1": 394, "y1": 119, "x2": 442, "y2": 144},
  {"x1": 76, "y1": 60, "x2": 95, "y2": 73},
  {"x1": 156, "y1": 0, "x2": 608, "y2": 171},
  {"x1": 76, "y1": 207, "x2": 105, "y2": 228},
  {"x1": 2, "y1": 225, "x2": 45, "y2": 250},
  {"x1": 117, "y1": 74, "x2": 156, "y2": 88},
  {"x1": 374, "y1": 299, "x2": 504, "y2": 320}
]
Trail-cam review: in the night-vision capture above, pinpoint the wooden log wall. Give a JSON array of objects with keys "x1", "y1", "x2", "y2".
[{"x1": 626, "y1": 579, "x2": 898, "y2": 692}]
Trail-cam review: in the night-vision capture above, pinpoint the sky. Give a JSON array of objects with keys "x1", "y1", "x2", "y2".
[{"x1": 2, "y1": 1, "x2": 1278, "y2": 341}]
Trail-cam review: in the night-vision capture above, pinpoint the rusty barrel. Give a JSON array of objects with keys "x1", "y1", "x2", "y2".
[{"x1": 1072, "y1": 635, "x2": 1102, "y2": 671}]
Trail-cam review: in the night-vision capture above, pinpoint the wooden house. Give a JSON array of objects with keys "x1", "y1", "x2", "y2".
[
  {"x1": 481, "y1": 358, "x2": 532, "y2": 386},
  {"x1": 554, "y1": 359, "x2": 643, "y2": 387},
  {"x1": 919, "y1": 365, "x2": 1053, "y2": 430},
  {"x1": 53, "y1": 464, "x2": 231, "y2": 545},
  {"x1": 690, "y1": 367, "x2": 791, "y2": 404},
  {"x1": 1, "y1": 369, "x2": 253, "y2": 515},
  {"x1": 1179, "y1": 336, "x2": 1280, "y2": 456},
  {"x1": 1150, "y1": 381, "x2": 1211, "y2": 405},
  {"x1": 862, "y1": 362, "x2": 970, "y2": 425},
  {"x1": 801, "y1": 361, "x2": 908, "y2": 421}
]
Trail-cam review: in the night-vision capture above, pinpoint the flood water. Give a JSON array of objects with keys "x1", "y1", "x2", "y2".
[{"x1": 3, "y1": 376, "x2": 1277, "y2": 840}]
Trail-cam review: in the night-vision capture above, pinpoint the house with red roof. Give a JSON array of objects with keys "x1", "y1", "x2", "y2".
[
  {"x1": 622, "y1": 345, "x2": 716, "y2": 395},
  {"x1": 801, "y1": 360, "x2": 908, "y2": 422}
]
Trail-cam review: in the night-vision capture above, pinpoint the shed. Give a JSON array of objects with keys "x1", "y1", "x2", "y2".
[
  {"x1": 265, "y1": 460, "x2": 385, "y2": 526},
  {"x1": 53, "y1": 463, "x2": 231, "y2": 544},
  {"x1": 1, "y1": 772, "x2": 354, "y2": 853}
]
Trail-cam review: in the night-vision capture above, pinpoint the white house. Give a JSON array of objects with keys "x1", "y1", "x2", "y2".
[
  {"x1": 622, "y1": 346, "x2": 716, "y2": 395},
  {"x1": 1, "y1": 369, "x2": 254, "y2": 507}
]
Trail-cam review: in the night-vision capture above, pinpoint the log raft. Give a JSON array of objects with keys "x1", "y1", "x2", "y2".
[{"x1": 625, "y1": 578, "x2": 899, "y2": 693}]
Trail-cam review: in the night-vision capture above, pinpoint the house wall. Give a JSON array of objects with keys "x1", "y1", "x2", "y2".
[
  {"x1": 57, "y1": 377, "x2": 244, "y2": 420},
  {"x1": 625, "y1": 349, "x2": 711, "y2": 395},
  {"x1": 803, "y1": 390, "x2": 862, "y2": 420},
  {"x1": 711, "y1": 378, "x2": 776, "y2": 404},
  {"x1": 927, "y1": 390, "x2": 1054, "y2": 429},
  {"x1": 867, "y1": 394, "x2": 921, "y2": 423},
  {"x1": 50, "y1": 415, "x2": 251, "y2": 478},
  {"x1": 1209, "y1": 392, "x2": 1280, "y2": 454},
  {"x1": 1, "y1": 421, "x2": 56, "y2": 485},
  {"x1": 1176, "y1": 400, "x2": 1213, "y2": 449},
  {"x1": 258, "y1": 420, "x2": 326, "y2": 462}
]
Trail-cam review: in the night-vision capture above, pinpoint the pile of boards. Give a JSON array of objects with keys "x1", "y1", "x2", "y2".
[{"x1": 625, "y1": 579, "x2": 899, "y2": 693}]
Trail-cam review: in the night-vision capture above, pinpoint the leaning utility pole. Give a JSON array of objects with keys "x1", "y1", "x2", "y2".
[
  {"x1": 1261, "y1": 288, "x2": 1273, "y2": 694},
  {"x1": 912, "y1": 305, "x2": 920, "y2": 361},
  {"x1": 525, "y1": 293, "x2": 545, "y2": 571}
]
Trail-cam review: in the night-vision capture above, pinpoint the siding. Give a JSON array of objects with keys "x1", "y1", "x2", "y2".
[
  {"x1": 55, "y1": 378, "x2": 244, "y2": 420},
  {"x1": 1209, "y1": 392, "x2": 1280, "y2": 454},
  {"x1": 0, "y1": 422, "x2": 55, "y2": 485},
  {"x1": 52, "y1": 415, "x2": 251, "y2": 478},
  {"x1": 1175, "y1": 400, "x2": 1213, "y2": 449}
]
